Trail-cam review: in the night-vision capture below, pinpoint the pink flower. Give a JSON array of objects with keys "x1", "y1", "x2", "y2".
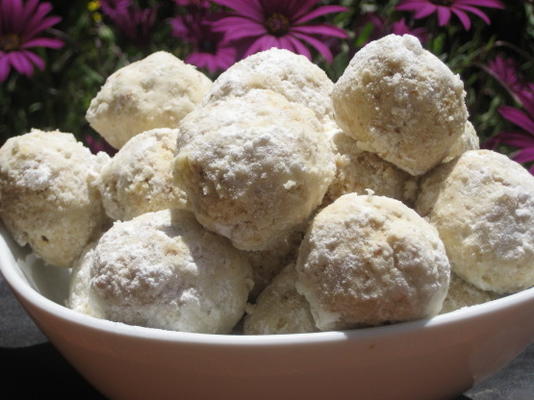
[
  {"x1": 396, "y1": 0, "x2": 504, "y2": 30},
  {"x1": 171, "y1": 11, "x2": 237, "y2": 73},
  {"x1": 0, "y1": 0, "x2": 64, "y2": 81},
  {"x1": 211, "y1": 0, "x2": 347, "y2": 62}
]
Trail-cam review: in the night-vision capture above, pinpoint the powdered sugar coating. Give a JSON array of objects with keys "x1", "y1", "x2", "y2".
[
  {"x1": 244, "y1": 263, "x2": 317, "y2": 335},
  {"x1": 296, "y1": 193, "x2": 450, "y2": 331},
  {"x1": 98, "y1": 128, "x2": 188, "y2": 221},
  {"x1": 332, "y1": 34, "x2": 467, "y2": 175},
  {"x1": 0, "y1": 129, "x2": 109, "y2": 268},
  {"x1": 416, "y1": 150, "x2": 534, "y2": 293},
  {"x1": 90, "y1": 209, "x2": 253, "y2": 333},
  {"x1": 175, "y1": 89, "x2": 336, "y2": 251},
  {"x1": 324, "y1": 131, "x2": 417, "y2": 206},
  {"x1": 204, "y1": 48, "x2": 335, "y2": 128},
  {"x1": 442, "y1": 121, "x2": 480, "y2": 164},
  {"x1": 86, "y1": 51, "x2": 212, "y2": 149},
  {"x1": 68, "y1": 242, "x2": 105, "y2": 318}
]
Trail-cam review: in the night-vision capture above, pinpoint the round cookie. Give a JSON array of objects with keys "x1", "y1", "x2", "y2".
[
  {"x1": 175, "y1": 89, "x2": 336, "y2": 251},
  {"x1": 440, "y1": 273, "x2": 498, "y2": 314},
  {"x1": 89, "y1": 209, "x2": 253, "y2": 333},
  {"x1": 0, "y1": 129, "x2": 109, "y2": 268},
  {"x1": 416, "y1": 150, "x2": 534, "y2": 294},
  {"x1": 204, "y1": 48, "x2": 335, "y2": 128},
  {"x1": 68, "y1": 241, "x2": 104, "y2": 318},
  {"x1": 244, "y1": 263, "x2": 317, "y2": 335},
  {"x1": 442, "y1": 121, "x2": 479, "y2": 164},
  {"x1": 332, "y1": 34, "x2": 467, "y2": 176},
  {"x1": 296, "y1": 193, "x2": 450, "y2": 331},
  {"x1": 98, "y1": 128, "x2": 188, "y2": 221},
  {"x1": 86, "y1": 51, "x2": 212, "y2": 149},
  {"x1": 324, "y1": 132, "x2": 418, "y2": 206}
]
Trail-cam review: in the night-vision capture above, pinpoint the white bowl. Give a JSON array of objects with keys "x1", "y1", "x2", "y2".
[{"x1": 1, "y1": 224, "x2": 533, "y2": 400}]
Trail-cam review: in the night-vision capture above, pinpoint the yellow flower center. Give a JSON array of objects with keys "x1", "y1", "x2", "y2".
[{"x1": 0, "y1": 33, "x2": 20, "y2": 51}]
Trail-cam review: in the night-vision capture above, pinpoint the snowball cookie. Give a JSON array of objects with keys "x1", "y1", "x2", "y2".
[
  {"x1": 416, "y1": 150, "x2": 534, "y2": 294},
  {"x1": 98, "y1": 128, "x2": 188, "y2": 221},
  {"x1": 175, "y1": 89, "x2": 336, "y2": 251},
  {"x1": 86, "y1": 51, "x2": 212, "y2": 149},
  {"x1": 0, "y1": 129, "x2": 109, "y2": 268},
  {"x1": 324, "y1": 131, "x2": 418, "y2": 206},
  {"x1": 68, "y1": 242, "x2": 105, "y2": 318},
  {"x1": 90, "y1": 209, "x2": 253, "y2": 333},
  {"x1": 296, "y1": 193, "x2": 450, "y2": 331},
  {"x1": 244, "y1": 263, "x2": 317, "y2": 335},
  {"x1": 442, "y1": 121, "x2": 479, "y2": 164},
  {"x1": 204, "y1": 48, "x2": 335, "y2": 128},
  {"x1": 332, "y1": 34, "x2": 467, "y2": 176},
  {"x1": 440, "y1": 273, "x2": 498, "y2": 314}
]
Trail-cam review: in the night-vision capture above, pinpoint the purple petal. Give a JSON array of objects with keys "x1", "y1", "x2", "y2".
[
  {"x1": 217, "y1": 19, "x2": 266, "y2": 42},
  {"x1": 278, "y1": 36, "x2": 295, "y2": 52},
  {"x1": 290, "y1": 0, "x2": 322, "y2": 20},
  {"x1": 20, "y1": 0, "x2": 41, "y2": 26},
  {"x1": 21, "y1": 50, "x2": 45, "y2": 70},
  {"x1": 413, "y1": 4, "x2": 438, "y2": 19},
  {"x1": 22, "y1": 2, "x2": 53, "y2": 37},
  {"x1": 293, "y1": 6, "x2": 348, "y2": 25},
  {"x1": 0, "y1": 55, "x2": 11, "y2": 81},
  {"x1": 499, "y1": 106, "x2": 534, "y2": 135},
  {"x1": 493, "y1": 131, "x2": 534, "y2": 148},
  {"x1": 436, "y1": 6, "x2": 452, "y2": 26},
  {"x1": 454, "y1": 4, "x2": 491, "y2": 24},
  {"x1": 286, "y1": 35, "x2": 312, "y2": 60},
  {"x1": 22, "y1": 37, "x2": 64, "y2": 49},
  {"x1": 10, "y1": 0, "x2": 25, "y2": 30},
  {"x1": 213, "y1": 16, "x2": 260, "y2": 31},
  {"x1": 8, "y1": 51, "x2": 34, "y2": 76},
  {"x1": 211, "y1": 0, "x2": 263, "y2": 22},
  {"x1": 456, "y1": 0, "x2": 504, "y2": 9},
  {"x1": 292, "y1": 24, "x2": 347, "y2": 39},
  {"x1": 451, "y1": 8, "x2": 471, "y2": 29},
  {"x1": 243, "y1": 35, "x2": 277, "y2": 58},
  {"x1": 22, "y1": 15, "x2": 62, "y2": 41},
  {"x1": 513, "y1": 147, "x2": 534, "y2": 164},
  {"x1": 292, "y1": 32, "x2": 333, "y2": 62}
]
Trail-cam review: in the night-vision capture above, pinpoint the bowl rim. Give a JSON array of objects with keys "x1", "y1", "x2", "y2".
[{"x1": 2, "y1": 230, "x2": 534, "y2": 347}]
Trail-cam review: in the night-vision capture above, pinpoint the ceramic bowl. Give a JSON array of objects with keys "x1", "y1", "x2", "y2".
[{"x1": 1, "y1": 224, "x2": 533, "y2": 400}]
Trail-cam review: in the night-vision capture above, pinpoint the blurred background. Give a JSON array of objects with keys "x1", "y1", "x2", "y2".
[{"x1": 0, "y1": 0, "x2": 533, "y2": 172}]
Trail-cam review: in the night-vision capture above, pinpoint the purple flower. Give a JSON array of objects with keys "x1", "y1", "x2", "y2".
[
  {"x1": 101, "y1": 0, "x2": 157, "y2": 46},
  {"x1": 391, "y1": 18, "x2": 429, "y2": 44},
  {"x1": 171, "y1": 12, "x2": 237, "y2": 73},
  {"x1": 396, "y1": 0, "x2": 504, "y2": 30},
  {"x1": 211, "y1": 0, "x2": 348, "y2": 62},
  {"x1": 0, "y1": 0, "x2": 64, "y2": 81}
]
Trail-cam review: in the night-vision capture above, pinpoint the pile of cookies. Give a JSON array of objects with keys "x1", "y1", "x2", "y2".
[{"x1": 1, "y1": 34, "x2": 533, "y2": 335}]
